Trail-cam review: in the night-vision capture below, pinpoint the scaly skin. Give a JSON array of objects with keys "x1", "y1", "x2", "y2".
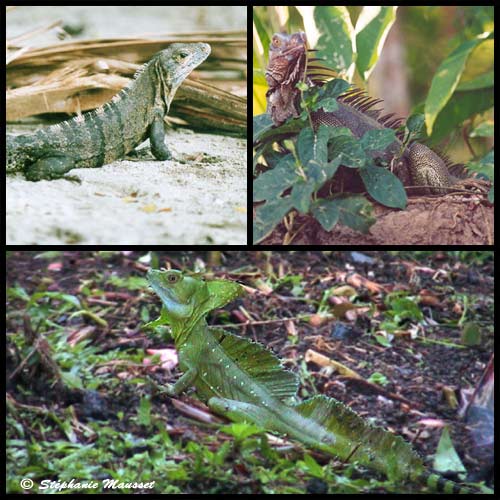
[
  {"x1": 147, "y1": 269, "x2": 475, "y2": 494},
  {"x1": 7, "y1": 43, "x2": 210, "y2": 181},
  {"x1": 264, "y1": 32, "x2": 466, "y2": 195},
  {"x1": 311, "y1": 107, "x2": 459, "y2": 195},
  {"x1": 265, "y1": 32, "x2": 308, "y2": 125}
]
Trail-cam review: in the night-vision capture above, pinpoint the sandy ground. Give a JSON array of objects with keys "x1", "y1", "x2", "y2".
[
  {"x1": 7, "y1": 6, "x2": 247, "y2": 245},
  {"x1": 7, "y1": 130, "x2": 246, "y2": 244}
]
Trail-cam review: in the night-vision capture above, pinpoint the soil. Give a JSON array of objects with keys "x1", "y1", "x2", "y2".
[{"x1": 259, "y1": 192, "x2": 494, "y2": 245}]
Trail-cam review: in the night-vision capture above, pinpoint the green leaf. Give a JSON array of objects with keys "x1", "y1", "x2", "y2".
[
  {"x1": 359, "y1": 128, "x2": 397, "y2": 152},
  {"x1": 254, "y1": 115, "x2": 305, "y2": 145},
  {"x1": 304, "y1": 78, "x2": 350, "y2": 116},
  {"x1": 27, "y1": 291, "x2": 81, "y2": 309},
  {"x1": 254, "y1": 154, "x2": 298, "y2": 202},
  {"x1": 469, "y1": 120, "x2": 494, "y2": 138},
  {"x1": 466, "y1": 149, "x2": 494, "y2": 182},
  {"x1": 328, "y1": 135, "x2": 367, "y2": 168},
  {"x1": 428, "y1": 88, "x2": 494, "y2": 144},
  {"x1": 337, "y1": 195, "x2": 376, "y2": 232},
  {"x1": 367, "y1": 372, "x2": 389, "y2": 386},
  {"x1": 137, "y1": 396, "x2": 152, "y2": 426},
  {"x1": 60, "y1": 371, "x2": 83, "y2": 390},
  {"x1": 456, "y1": 70, "x2": 494, "y2": 91},
  {"x1": 355, "y1": 6, "x2": 398, "y2": 80},
  {"x1": 433, "y1": 427, "x2": 466, "y2": 474},
  {"x1": 374, "y1": 333, "x2": 393, "y2": 348},
  {"x1": 360, "y1": 164, "x2": 407, "y2": 209},
  {"x1": 290, "y1": 179, "x2": 315, "y2": 214},
  {"x1": 297, "y1": 127, "x2": 323, "y2": 166},
  {"x1": 406, "y1": 114, "x2": 425, "y2": 136},
  {"x1": 311, "y1": 199, "x2": 340, "y2": 231},
  {"x1": 301, "y1": 454, "x2": 325, "y2": 479},
  {"x1": 425, "y1": 37, "x2": 483, "y2": 135},
  {"x1": 313, "y1": 96, "x2": 338, "y2": 113},
  {"x1": 388, "y1": 296, "x2": 423, "y2": 322},
  {"x1": 311, "y1": 195, "x2": 375, "y2": 232},
  {"x1": 460, "y1": 322, "x2": 481, "y2": 346},
  {"x1": 252, "y1": 9, "x2": 270, "y2": 68},
  {"x1": 253, "y1": 196, "x2": 295, "y2": 244},
  {"x1": 314, "y1": 6, "x2": 356, "y2": 77},
  {"x1": 222, "y1": 422, "x2": 265, "y2": 440},
  {"x1": 253, "y1": 114, "x2": 274, "y2": 143}
]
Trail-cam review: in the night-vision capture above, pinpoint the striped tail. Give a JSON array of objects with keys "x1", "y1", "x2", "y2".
[{"x1": 421, "y1": 472, "x2": 474, "y2": 494}]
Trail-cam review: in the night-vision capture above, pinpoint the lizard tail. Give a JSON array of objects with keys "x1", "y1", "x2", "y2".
[
  {"x1": 293, "y1": 395, "x2": 475, "y2": 493},
  {"x1": 420, "y1": 472, "x2": 474, "y2": 494}
]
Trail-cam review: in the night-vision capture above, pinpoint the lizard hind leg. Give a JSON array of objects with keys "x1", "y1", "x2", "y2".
[
  {"x1": 407, "y1": 142, "x2": 452, "y2": 195},
  {"x1": 25, "y1": 155, "x2": 78, "y2": 181},
  {"x1": 208, "y1": 396, "x2": 333, "y2": 446},
  {"x1": 208, "y1": 397, "x2": 276, "y2": 429}
]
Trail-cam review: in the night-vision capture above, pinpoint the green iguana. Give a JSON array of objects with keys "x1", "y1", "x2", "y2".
[
  {"x1": 7, "y1": 43, "x2": 210, "y2": 181},
  {"x1": 261, "y1": 32, "x2": 471, "y2": 195},
  {"x1": 147, "y1": 269, "x2": 477, "y2": 494}
]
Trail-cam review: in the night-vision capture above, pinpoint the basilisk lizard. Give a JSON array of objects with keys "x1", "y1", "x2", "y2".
[
  {"x1": 147, "y1": 269, "x2": 476, "y2": 494},
  {"x1": 262, "y1": 32, "x2": 473, "y2": 195},
  {"x1": 7, "y1": 43, "x2": 210, "y2": 181}
]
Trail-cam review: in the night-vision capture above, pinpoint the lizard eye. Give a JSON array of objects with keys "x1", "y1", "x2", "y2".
[
  {"x1": 178, "y1": 51, "x2": 189, "y2": 59},
  {"x1": 272, "y1": 37, "x2": 280, "y2": 47},
  {"x1": 167, "y1": 273, "x2": 180, "y2": 283}
]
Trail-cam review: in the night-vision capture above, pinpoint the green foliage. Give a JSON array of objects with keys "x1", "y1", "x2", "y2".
[
  {"x1": 107, "y1": 275, "x2": 148, "y2": 291},
  {"x1": 253, "y1": 6, "x2": 494, "y2": 241},
  {"x1": 378, "y1": 292, "x2": 424, "y2": 335},
  {"x1": 359, "y1": 164, "x2": 406, "y2": 209},
  {"x1": 385, "y1": 293, "x2": 424, "y2": 323},
  {"x1": 253, "y1": 78, "x2": 411, "y2": 241},
  {"x1": 387, "y1": 250, "x2": 493, "y2": 264},
  {"x1": 460, "y1": 322, "x2": 481, "y2": 346},
  {"x1": 425, "y1": 37, "x2": 487, "y2": 135},
  {"x1": 354, "y1": 7, "x2": 398, "y2": 79},
  {"x1": 222, "y1": 422, "x2": 267, "y2": 442},
  {"x1": 313, "y1": 6, "x2": 356, "y2": 78},
  {"x1": 433, "y1": 427, "x2": 466, "y2": 474},
  {"x1": 298, "y1": 454, "x2": 325, "y2": 479},
  {"x1": 367, "y1": 372, "x2": 390, "y2": 386},
  {"x1": 311, "y1": 195, "x2": 375, "y2": 232},
  {"x1": 466, "y1": 149, "x2": 494, "y2": 202},
  {"x1": 32, "y1": 250, "x2": 65, "y2": 260}
]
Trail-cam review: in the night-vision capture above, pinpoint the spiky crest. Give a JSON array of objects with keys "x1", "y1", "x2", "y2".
[{"x1": 43, "y1": 56, "x2": 155, "y2": 134}]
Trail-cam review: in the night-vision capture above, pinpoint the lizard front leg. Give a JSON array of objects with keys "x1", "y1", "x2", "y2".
[
  {"x1": 165, "y1": 367, "x2": 198, "y2": 396},
  {"x1": 149, "y1": 109, "x2": 172, "y2": 161}
]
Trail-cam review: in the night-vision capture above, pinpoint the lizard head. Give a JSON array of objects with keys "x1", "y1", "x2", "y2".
[
  {"x1": 269, "y1": 32, "x2": 307, "y2": 60},
  {"x1": 155, "y1": 42, "x2": 211, "y2": 99},
  {"x1": 147, "y1": 269, "x2": 242, "y2": 324},
  {"x1": 267, "y1": 32, "x2": 308, "y2": 86}
]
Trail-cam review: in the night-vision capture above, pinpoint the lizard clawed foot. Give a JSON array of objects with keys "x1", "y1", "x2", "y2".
[{"x1": 164, "y1": 384, "x2": 177, "y2": 397}]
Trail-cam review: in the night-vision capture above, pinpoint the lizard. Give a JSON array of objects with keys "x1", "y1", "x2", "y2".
[
  {"x1": 6, "y1": 42, "x2": 210, "y2": 181},
  {"x1": 147, "y1": 268, "x2": 478, "y2": 494},
  {"x1": 261, "y1": 32, "x2": 472, "y2": 195},
  {"x1": 265, "y1": 31, "x2": 308, "y2": 127}
]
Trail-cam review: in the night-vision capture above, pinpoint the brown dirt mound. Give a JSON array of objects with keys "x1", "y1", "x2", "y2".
[{"x1": 260, "y1": 193, "x2": 494, "y2": 245}]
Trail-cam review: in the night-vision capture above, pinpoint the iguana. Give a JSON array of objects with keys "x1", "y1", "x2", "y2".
[
  {"x1": 6, "y1": 42, "x2": 210, "y2": 181},
  {"x1": 265, "y1": 32, "x2": 308, "y2": 127},
  {"x1": 261, "y1": 32, "x2": 471, "y2": 195},
  {"x1": 147, "y1": 269, "x2": 477, "y2": 494}
]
